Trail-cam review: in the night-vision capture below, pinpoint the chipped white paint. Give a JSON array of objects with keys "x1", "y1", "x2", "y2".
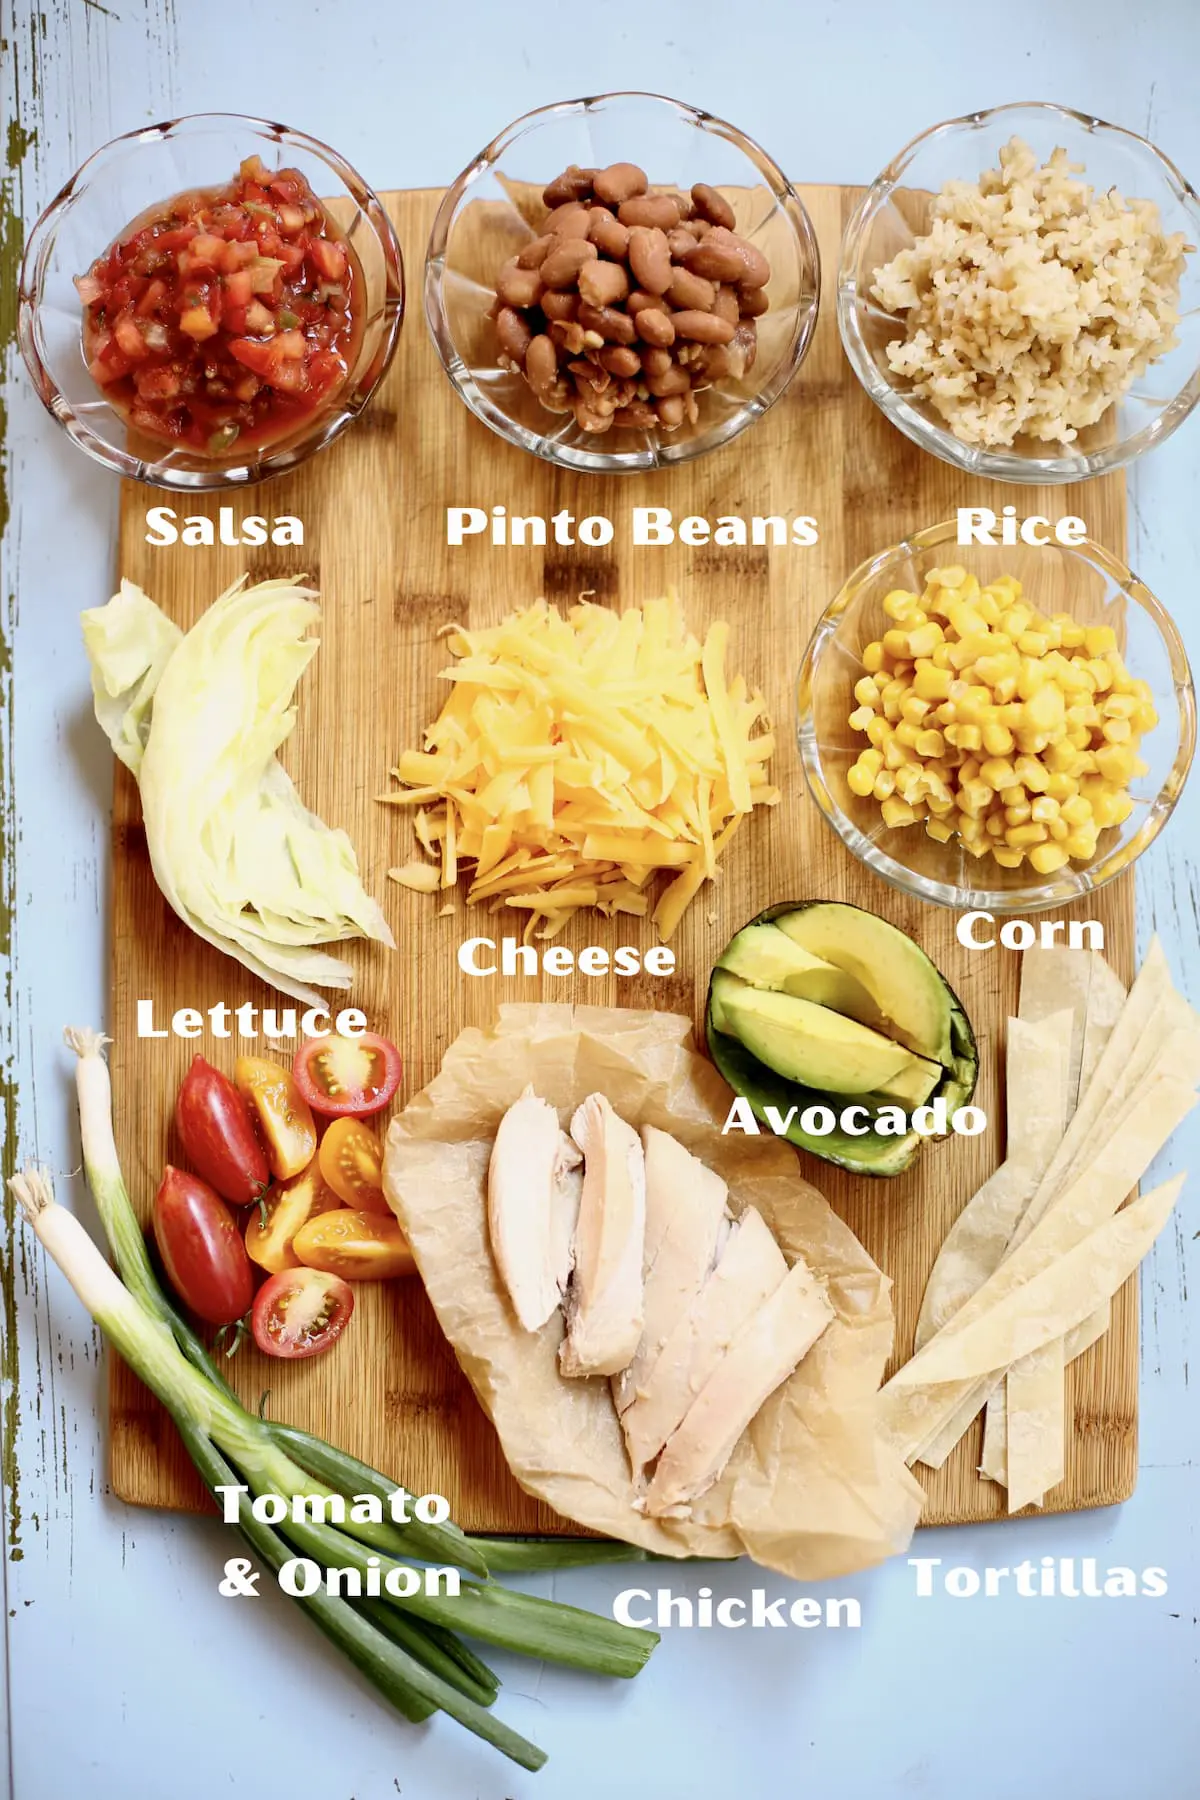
[{"x1": 1, "y1": 3, "x2": 1197, "y2": 1797}]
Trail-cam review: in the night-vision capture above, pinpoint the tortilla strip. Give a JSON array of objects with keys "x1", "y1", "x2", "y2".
[
  {"x1": 889, "y1": 1176, "x2": 1183, "y2": 1385},
  {"x1": 914, "y1": 1012, "x2": 1072, "y2": 1351},
  {"x1": 1015, "y1": 945, "x2": 1093, "y2": 1106},
  {"x1": 912, "y1": 1376, "x2": 1000, "y2": 1469},
  {"x1": 1005, "y1": 1339, "x2": 1066, "y2": 1511},
  {"x1": 1078, "y1": 953, "x2": 1128, "y2": 1095}
]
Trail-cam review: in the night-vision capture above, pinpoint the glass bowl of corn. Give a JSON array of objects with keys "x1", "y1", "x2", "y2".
[{"x1": 796, "y1": 521, "x2": 1195, "y2": 912}]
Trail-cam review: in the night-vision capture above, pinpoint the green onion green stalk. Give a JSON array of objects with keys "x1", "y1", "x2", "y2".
[{"x1": 14, "y1": 1029, "x2": 662, "y2": 1772}]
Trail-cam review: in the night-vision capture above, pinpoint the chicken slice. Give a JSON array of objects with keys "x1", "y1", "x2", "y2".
[
  {"x1": 644, "y1": 1251, "x2": 835, "y2": 1518},
  {"x1": 559, "y1": 1094, "x2": 646, "y2": 1378},
  {"x1": 487, "y1": 1087, "x2": 581, "y2": 1333},
  {"x1": 612, "y1": 1126, "x2": 730, "y2": 1423},
  {"x1": 620, "y1": 1206, "x2": 787, "y2": 1482}
]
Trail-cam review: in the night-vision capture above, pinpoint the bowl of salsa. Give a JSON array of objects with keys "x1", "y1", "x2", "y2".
[{"x1": 19, "y1": 114, "x2": 404, "y2": 487}]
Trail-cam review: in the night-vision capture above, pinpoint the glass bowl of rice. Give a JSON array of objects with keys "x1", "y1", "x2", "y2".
[{"x1": 838, "y1": 103, "x2": 1200, "y2": 484}]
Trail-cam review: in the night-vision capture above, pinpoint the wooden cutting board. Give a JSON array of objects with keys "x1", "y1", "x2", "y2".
[{"x1": 109, "y1": 185, "x2": 1133, "y2": 1531}]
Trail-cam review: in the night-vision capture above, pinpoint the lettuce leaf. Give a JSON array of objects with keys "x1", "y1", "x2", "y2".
[{"x1": 82, "y1": 575, "x2": 394, "y2": 1006}]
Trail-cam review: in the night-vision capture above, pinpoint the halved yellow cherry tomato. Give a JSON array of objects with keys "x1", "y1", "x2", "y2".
[
  {"x1": 245, "y1": 1164, "x2": 342, "y2": 1274},
  {"x1": 317, "y1": 1117, "x2": 389, "y2": 1214},
  {"x1": 234, "y1": 1055, "x2": 317, "y2": 1180},
  {"x1": 292, "y1": 1208, "x2": 415, "y2": 1281}
]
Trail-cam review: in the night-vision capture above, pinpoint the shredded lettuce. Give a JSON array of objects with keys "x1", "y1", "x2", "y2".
[{"x1": 82, "y1": 576, "x2": 394, "y2": 1006}]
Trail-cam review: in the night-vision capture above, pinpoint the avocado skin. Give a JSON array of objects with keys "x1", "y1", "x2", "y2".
[{"x1": 705, "y1": 901, "x2": 980, "y2": 1180}]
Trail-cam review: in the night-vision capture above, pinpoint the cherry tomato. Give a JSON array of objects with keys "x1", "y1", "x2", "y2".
[
  {"x1": 293, "y1": 1208, "x2": 415, "y2": 1281},
  {"x1": 293, "y1": 1031, "x2": 403, "y2": 1118},
  {"x1": 317, "y1": 1117, "x2": 389, "y2": 1214},
  {"x1": 234, "y1": 1055, "x2": 316, "y2": 1180},
  {"x1": 244, "y1": 1164, "x2": 342, "y2": 1274},
  {"x1": 251, "y1": 1267, "x2": 354, "y2": 1359},
  {"x1": 176, "y1": 1055, "x2": 269, "y2": 1206},
  {"x1": 153, "y1": 1166, "x2": 255, "y2": 1326}
]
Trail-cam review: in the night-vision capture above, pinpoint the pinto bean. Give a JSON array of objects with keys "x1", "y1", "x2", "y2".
[
  {"x1": 589, "y1": 210, "x2": 630, "y2": 257},
  {"x1": 495, "y1": 259, "x2": 545, "y2": 308},
  {"x1": 618, "y1": 194, "x2": 682, "y2": 231},
  {"x1": 544, "y1": 201, "x2": 592, "y2": 238},
  {"x1": 738, "y1": 283, "x2": 770, "y2": 317},
  {"x1": 668, "y1": 266, "x2": 716, "y2": 311},
  {"x1": 655, "y1": 393, "x2": 687, "y2": 427},
  {"x1": 682, "y1": 231, "x2": 747, "y2": 282},
  {"x1": 494, "y1": 306, "x2": 533, "y2": 365},
  {"x1": 728, "y1": 234, "x2": 770, "y2": 288},
  {"x1": 614, "y1": 400, "x2": 659, "y2": 429},
  {"x1": 577, "y1": 301, "x2": 637, "y2": 344},
  {"x1": 628, "y1": 225, "x2": 672, "y2": 295},
  {"x1": 593, "y1": 162, "x2": 648, "y2": 206},
  {"x1": 671, "y1": 309, "x2": 735, "y2": 345},
  {"x1": 639, "y1": 345, "x2": 674, "y2": 378},
  {"x1": 636, "y1": 306, "x2": 676, "y2": 348},
  {"x1": 578, "y1": 259, "x2": 630, "y2": 309},
  {"x1": 541, "y1": 289, "x2": 579, "y2": 322},
  {"x1": 540, "y1": 239, "x2": 598, "y2": 289},
  {"x1": 728, "y1": 321, "x2": 758, "y2": 376},
  {"x1": 516, "y1": 234, "x2": 555, "y2": 270},
  {"x1": 690, "y1": 182, "x2": 736, "y2": 230},
  {"x1": 542, "y1": 165, "x2": 597, "y2": 207},
  {"x1": 712, "y1": 284, "x2": 740, "y2": 325},
  {"x1": 647, "y1": 362, "x2": 691, "y2": 397},
  {"x1": 668, "y1": 228, "x2": 700, "y2": 259},
  {"x1": 599, "y1": 344, "x2": 641, "y2": 377}
]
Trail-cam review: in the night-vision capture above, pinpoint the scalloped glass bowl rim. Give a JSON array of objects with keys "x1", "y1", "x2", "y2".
[
  {"x1": 17, "y1": 110, "x2": 406, "y2": 489},
  {"x1": 424, "y1": 90, "x2": 820, "y2": 474},
  {"x1": 837, "y1": 101, "x2": 1200, "y2": 485},
  {"x1": 796, "y1": 519, "x2": 1197, "y2": 913}
]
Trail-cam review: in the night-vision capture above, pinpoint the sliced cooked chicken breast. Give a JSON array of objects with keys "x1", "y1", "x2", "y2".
[
  {"x1": 612, "y1": 1126, "x2": 730, "y2": 1422},
  {"x1": 559, "y1": 1094, "x2": 646, "y2": 1378},
  {"x1": 487, "y1": 1087, "x2": 581, "y2": 1333},
  {"x1": 644, "y1": 1251, "x2": 835, "y2": 1518},
  {"x1": 620, "y1": 1206, "x2": 787, "y2": 1481}
]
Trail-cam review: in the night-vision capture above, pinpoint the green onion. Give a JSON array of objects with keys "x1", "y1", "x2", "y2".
[
  {"x1": 46, "y1": 1031, "x2": 661, "y2": 1767},
  {"x1": 475, "y1": 1536, "x2": 654, "y2": 1572}
]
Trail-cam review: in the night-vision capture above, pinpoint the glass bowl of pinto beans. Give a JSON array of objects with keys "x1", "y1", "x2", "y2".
[
  {"x1": 797, "y1": 522, "x2": 1195, "y2": 914},
  {"x1": 18, "y1": 114, "x2": 404, "y2": 488},
  {"x1": 425, "y1": 92, "x2": 820, "y2": 472}
]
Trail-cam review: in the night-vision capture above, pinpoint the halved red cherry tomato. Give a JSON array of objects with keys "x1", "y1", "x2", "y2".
[
  {"x1": 234, "y1": 1055, "x2": 316, "y2": 1180},
  {"x1": 245, "y1": 1164, "x2": 342, "y2": 1274},
  {"x1": 176, "y1": 1055, "x2": 269, "y2": 1206},
  {"x1": 293, "y1": 1031, "x2": 402, "y2": 1118},
  {"x1": 251, "y1": 1266, "x2": 354, "y2": 1359},
  {"x1": 153, "y1": 1165, "x2": 255, "y2": 1326},
  {"x1": 317, "y1": 1117, "x2": 389, "y2": 1214}
]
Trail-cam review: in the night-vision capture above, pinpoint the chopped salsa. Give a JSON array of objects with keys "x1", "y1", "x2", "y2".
[{"x1": 76, "y1": 155, "x2": 360, "y2": 456}]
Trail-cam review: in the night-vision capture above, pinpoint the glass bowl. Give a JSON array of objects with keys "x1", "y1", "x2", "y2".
[
  {"x1": 838, "y1": 103, "x2": 1200, "y2": 484},
  {"x1": 425, "y1": 91, "x2": 819, "y2": 473},
  {"x1": 797, "y1": 522, "x2": 1195, "y2": 913},
  {"x1": 18, "y1": 113, "x2": 405, "y2": 489}
]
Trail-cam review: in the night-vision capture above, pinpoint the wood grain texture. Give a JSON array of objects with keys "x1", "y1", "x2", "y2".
[{"x1": 109, "y1": 184, "x2": 1133, "y2": 1532}]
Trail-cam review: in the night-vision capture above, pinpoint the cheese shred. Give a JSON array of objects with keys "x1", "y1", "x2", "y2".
[{"x1": 382, "y1": 594, "x2": 777, "y2": 938}]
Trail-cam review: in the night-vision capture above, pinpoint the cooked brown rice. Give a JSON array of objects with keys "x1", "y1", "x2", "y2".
[{"x1": 870, "y1": 136, "x2": 1190, "y2": 448}]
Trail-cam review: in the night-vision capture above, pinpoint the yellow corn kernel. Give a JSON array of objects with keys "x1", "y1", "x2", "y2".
[
  {"x1": 1007, "y1": 822, "x2": 1049, "y2": 848},
  {"x1": 914, "y1": 728, "x2": 946, "y2": 759},
  {"x1": 1133, "y1": 701, "x2": 1159, "y2": 734},
  {"x1": 975, "y1": 652, "x2": 1019, "y2": 689},
  {"x1": 906, "y1": 622, "x2": 943, "y2": 658},
  {"x1": 858, "y1": 746, "x2": 884, "y2": 775},
  {"x1": 1084, "y1": 625, "x2": 1118, "y2": 657},
  {"x1": 993, "y1": 673, "x2": 1019, "y2": 705},
  {"x1": 962, "y1": 835, "x2": 992, "y2": 859},
  {"x1": 900, "y1": 692, "x2": 931, "y2": 725},
  {"x1": 926, "y1": 794, "x2": 955, "y2": 817},
  {"x1": 1023, "y1": 685, "x2": 1066, "y2": 734},
  {"x1": 880, "y1": 796, "x2": 917, "y2": 829},
  {"x1": 849, "y1": 706, "x2": 875, "y2": 732},
  {"x1": 884, "y1": 737, "x2": 909, "y2": 769},
  {"x1": 947, "y1": 603, "x2": 988, "y2": 641},
  {"x1": 1103, "y1": 693, "x2": 1137, "y2": 720},
  {"x1": 853, "y1": 676, "x2": 880, "y2": 708},
  {"x1": 911, "y1": 663, "x2": 952, "y2": 704},
  {"x1": 1028, "y1": 841, "x2": 1070, "y2": 874},
  {"x1": 1004, "y1": 801, "x2": 1033, "y2": 826},
  {"x1": 1045, "y1": 772, "x2": 1078, "y2": 802},
  {"x1": 958, "y1": 756, "x2": 982, "y2": 783},
  {"x1": 1014, "y1": 755, "x2": 1050, "y2": 793},
  {"x1": 865, "y1": 715, "x2": 890, "y2": 748},
  {"x1": 958, "y1": 778, "x2": 994, "y2": 817},
  {"x1": 847, "y1": 760, "x2": 876, "y2": 798},
  {"x1": 1017, "y1": 658, "x2": 1046, "y2": 700},
  {"x1": 985, "y1": 811, "x2": 1007, "y2": 838},
  {"x1": 862, "y1": 641, "x2": 885, "y2": 674},
  {"x1": 1031, "y1": 795, "x2": 1060, "y2": 823},
  {"x1": 991, "y1": 846, "x2": 1025, "y2": 869},
  {"x1": 980, "y1": 756, "x2": 1017, "y2": 791},
  {"x1": 957, "y1": 813, "x2": 984, "y2": 844},
  {"x1": 981, "y1": 721, "x2": 1015, "y2": 757},
  {"x1": 931, "y1": 642, "x2": 955, "y2": 670},
  {"x1": 1064, "y1": 828, "x2": 1099, "y2": 860},
  {"x1": 872, "y1": 770, "x2": 895, "y2": 800},
  {"x1": 1048, "y1": 817, "x2": 1070, "y2": 841},
  {"x1": 1096, "y1": 743, "x2": 1135, "y2": 785},
  {"x1": 882, "y1": 628, "x2": 912, "y2": 661},
  {"x1": 976, "y1": 592, "x2": 1002, "y2": 627},
  {"x1": 1044, "y1": 741, "x2": 1080, "y2": 774},
  {"x1": 931, "y1": 565, "x2": 967, "y2": 589},
  {"x1": 1060, "y1": 795, "x2": 1092, "y2": 827},
  {"x1": 893, "y1": 721, "x2": 922, "y2": 751},
  {"x1": 882, "y1": 588, "x2": 921, "y2": 620},
  {"x1": 895, "y1": 765, "x2": 924, "y2": 802},
  {"x1": 1087, "y1": 658, "x2": 1113, "y2": 693},
  {"x1": 999, "y1": 784, "x2": 1026, "y2": 807},
  {"x1": 1000, "y1": 605, "x2": 1033, "y2": 638},
  {"x1": 1102, "y1": 717, "x2": 1132, "y2": 744},
  {"x1": 1017, "y1": 630, "x2": 1050, "y2": 657},
  {"x1": 925, "y1": 816, "x2": 955, "y2": 843},
  {"x1": 945, "y1": 723, "x2": 983, "y2": 752},
  {"x1": 1059, "y1": 620, "x2": 1086, "y2": 649}
]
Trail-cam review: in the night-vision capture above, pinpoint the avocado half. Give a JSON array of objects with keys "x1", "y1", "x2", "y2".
[{"x1": 706, "y1": 900, "x2": 979, "y2": 1178}]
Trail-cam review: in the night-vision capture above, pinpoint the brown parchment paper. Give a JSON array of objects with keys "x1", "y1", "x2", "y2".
[{"x1": 382, "y1": 1004, "x2": 925, "y2": 1579}]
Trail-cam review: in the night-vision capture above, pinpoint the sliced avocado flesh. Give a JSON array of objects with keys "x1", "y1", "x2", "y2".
[
  {"x1": 873, "y1": 1052, "x2": 945, "y2": 1108},
  {"x1": 706, "y1": 1024, "x2": 922, "y2": 1178},
  {"x1": 773, "y1": 902, "x2": 953, "y2": 1067},
  {"x1": 716, "y1": 922, "x2": 884, "y2": 1021},
  {"x1": 709, "y1": 970, "x2": 917, "y2": 1096}
]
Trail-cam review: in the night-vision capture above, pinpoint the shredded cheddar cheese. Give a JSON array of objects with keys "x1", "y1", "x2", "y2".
[{"x1": 382, "y1": 594, "x2": 777, "y2": 938}]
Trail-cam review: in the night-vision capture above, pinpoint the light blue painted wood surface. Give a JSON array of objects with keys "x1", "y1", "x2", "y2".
[{"x1": 1, "y1": 4, "x2": 1196, "y2": 1796}]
